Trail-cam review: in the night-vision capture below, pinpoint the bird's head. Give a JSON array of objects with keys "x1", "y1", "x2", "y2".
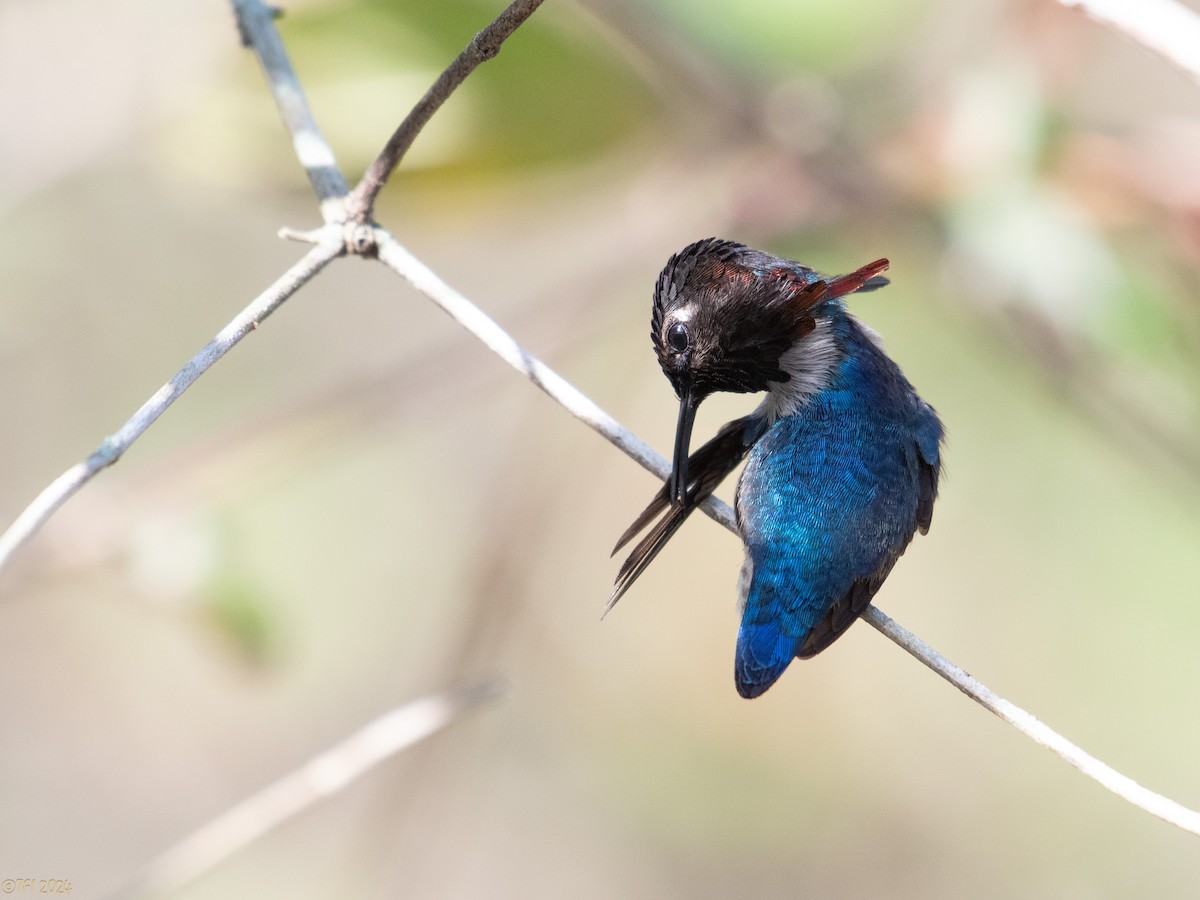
[{"x1": 651, "y1": 238, "x2": 888, "y2": 506}]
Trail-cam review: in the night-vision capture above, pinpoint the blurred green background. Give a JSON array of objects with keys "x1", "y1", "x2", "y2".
[{"x1": 3, "y1": 0, "x2": 1200, "y2": 897}]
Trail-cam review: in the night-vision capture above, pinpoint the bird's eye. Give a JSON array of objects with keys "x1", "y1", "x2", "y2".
[{"x1": 667, "y1": 322, "x2": 689, "y2": 353}]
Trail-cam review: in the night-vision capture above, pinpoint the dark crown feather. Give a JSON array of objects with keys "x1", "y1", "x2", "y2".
[{"x1": 651, "y1": 238, "x2": 889, "y2": 396}]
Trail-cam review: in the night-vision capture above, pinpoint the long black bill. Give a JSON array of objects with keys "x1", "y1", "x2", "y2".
[{"x1": 669, "y1": 387, "x2": 701, "y2": 507}]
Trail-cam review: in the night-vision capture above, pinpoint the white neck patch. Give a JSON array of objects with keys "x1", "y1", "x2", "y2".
[{"x1": 757, "y1": 317, "x2": 840, "y2": 422}]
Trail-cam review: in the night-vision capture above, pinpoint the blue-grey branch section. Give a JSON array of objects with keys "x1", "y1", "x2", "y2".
[
  {"x1": 0, "y1": 235, "x2": 344, "y2": 576},
  {"x1": 232, "y1": 0, "x2": 350, "y2": 222}
]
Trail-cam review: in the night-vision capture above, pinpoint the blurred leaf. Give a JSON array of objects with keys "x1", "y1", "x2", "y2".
[
  {"x1": 1104, "y1": 263, "x2": 1189, "y2": 362},
  {"x1": 204, "y1": 574, "x2": 279, "y2": 667},
  {"x1": 653, "y1": 0, "x2": 938, "y2": 74}
]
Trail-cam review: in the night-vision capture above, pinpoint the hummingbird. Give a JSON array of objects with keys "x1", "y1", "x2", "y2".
[{"x1": 609, "y1": 238, "x2": 943, "y2": 698}]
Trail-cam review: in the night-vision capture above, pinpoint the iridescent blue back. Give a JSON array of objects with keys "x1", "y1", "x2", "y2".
[{"x1": 734, "y1": 309, "x2": 942, "y2": 697}]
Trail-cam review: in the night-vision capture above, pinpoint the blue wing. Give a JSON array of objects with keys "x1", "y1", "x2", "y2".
[{"x1": 733, "y1": 322, "x2": 942, "y2": 698}]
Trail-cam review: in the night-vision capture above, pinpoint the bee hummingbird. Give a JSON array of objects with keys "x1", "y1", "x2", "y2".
[{"x1": 609, "y1": 238, "x2": 944, "y2": 698}]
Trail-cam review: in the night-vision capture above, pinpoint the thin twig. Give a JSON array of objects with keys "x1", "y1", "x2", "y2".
[
  {"x1": 343, "y1": 0, "x2": 548, "y2": 223},
  {"x1": 374, "y1": 227, "x2": 1200, "y2": 838},
  {"x1": 231, "y1": 0, "x2": 351, "y2": 222},
  {"x1": 0, "y1": 234, "x2": 344, "y2": 579},
  {"x1": 872, "y1": 607, "x2": 1200, "y2": 834},
  {"x1": 108, "y1": 680, "x2": 504, "y2": 900},
  {"x1": 1057, "y1": 0, "x2": 1200, "y2": 84}
]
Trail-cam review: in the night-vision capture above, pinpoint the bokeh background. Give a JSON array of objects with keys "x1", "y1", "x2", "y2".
[{"x1": 3, "y1": 0, "x2": 1200, "y2": 897}]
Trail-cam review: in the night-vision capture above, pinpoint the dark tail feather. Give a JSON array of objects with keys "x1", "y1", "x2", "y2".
[
  {"x1": 607, "y1": 414, "x2": 764, "y2": 617},
  {"x1": 604, "y1": 505, "x2": 693, "y2": 617},
  {"x1": 785, "y1": 258, "x2": 890, "y2": 317},
  {"x1": 821, "y1": 259, "x2": 890, "y2": 301},
  {"x1": 798, "y1": 561, "x2": 899, "y2": 659},
  {"x1": 611, "y1": 485, "x2": 670, "y2": 557}
]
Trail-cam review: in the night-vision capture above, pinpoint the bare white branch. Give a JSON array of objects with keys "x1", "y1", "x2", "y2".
[
  {"x1": 375, "y1": 230, "x2": 675, "y2": 489},
  {"x1": 870, "y1": 607, "x2": 1200, "y2": 835},
  {"x1": 108, "y1": 680, "x2": 502, "y2": 900},
  {"x1": 374, "y1": 227, "x2": 1200, "y2": 838},
  {"x1": 0, "y1": 234, "x2": 344, "y2": 579},
  {"x1": 231, "y1": 0, "x2": 350, "y2": 221},
  {"x1": 1057, "y1": 0, "x2": 1200, "y2": 84}
]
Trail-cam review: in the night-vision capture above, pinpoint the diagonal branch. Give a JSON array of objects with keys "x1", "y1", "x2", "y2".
[
  {"x1": 873, "y1": 608, "x2": 1200, "y2": 834},
  {"x1": 374, "y1": 230, "x2": 676, "y2": 493},
  {"x1": 374, "y1": 226, "x2": 1200, "y2": 839},
  {"x1": 343, "y1": 0, "x2": 548, "y2": 223},
  {"x1": 0, "y1": 233, "x2": 344, "y2": 579},
  {"x1": 107, "y1": 680, "x2": 504, "y2": 900},
  {"x1": 231, "y1": 0, "x2": 350, "y2": 222},
  {"x1": 1056, "y1": 0, "x2": 1200, "y2": 84}
]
